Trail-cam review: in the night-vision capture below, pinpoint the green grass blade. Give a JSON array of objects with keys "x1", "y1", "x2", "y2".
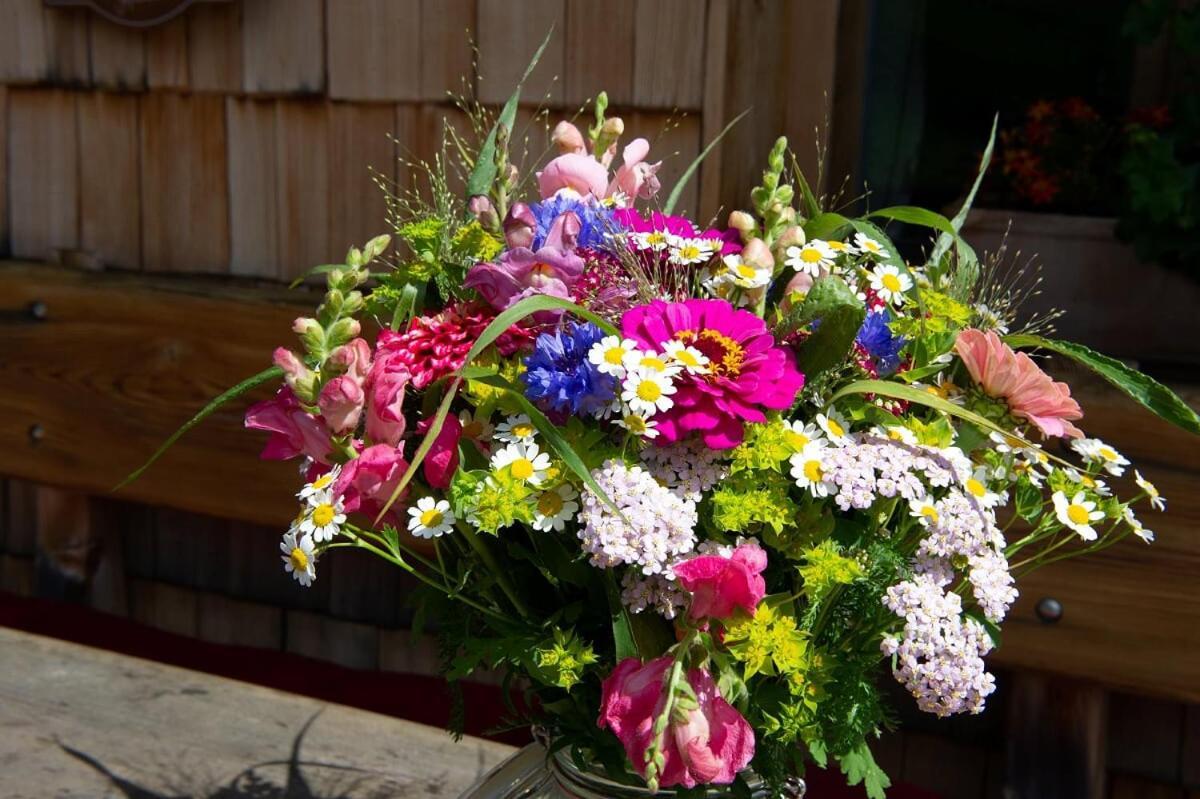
[
  {"x1": 462, "y1": 295, "x2": 617, "y2": 367},
  {"x1": 929, "y1": 114, "x2": 998, "y2": 265},
  {"x1": 662, "y1": 109, "x2": 749, "y2": 215},
  {"x1": 374, "y1": 377, "x2": 462, "y2": 526}
]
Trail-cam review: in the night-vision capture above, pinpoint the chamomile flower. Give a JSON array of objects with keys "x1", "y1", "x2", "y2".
[
  {"x1": 494, "y1": 414, "x2": 538, "y2": 445},
  {"x1": 908, "y1": 497, "x2": 940, "y2": 527},
  {"x1": 1053, "y1": 490, "x2": 1105, "y2": 541},
  {"x1": 783, "y1": 420, "x2": 823, "y2": 452},
  {"x1": 623, "y1": 349, "x2": 682, "y2": 377},
  {"x1": 662, "y1": 340, "x2": 710, "y2": 374},
  {"x1": 962, "y1": 467, "x2": 1001, "y2": 509},
  {"x1": 588, "y1": 336, "x2": 640, "y2": 377},
  {"x1": 785, "y1": 240, "x2": 836, "y2": 276},
  {"x1": 491, "y1": 442, "x2": 552, "y2": 486},
  {"x1": 1134, "y1": 470, "x2": 1165, "y2": 511},
  {"x1": 853, "y1": 232, "x2": 890, "y2": 259},
  {"x1": 722, "y1": 254, "x2": 771, "y2": 288},
  {"x1": 281, "y1": 530, "x2": 317, "y2": 587},
  {"x1": 875, "y1": 425, "x2": 918, "y2": 446},
  {"x1": 532, "y1": 484, "x2": 580, "y2": 532},
  {"x1": 298, "y1": 465, "x2": 341, "y2": 505},
  {"x1": 816, "y1": 410, "x2": 852, "y2": 446},
  {"x1": 1070, "y1": 437, "x2": 1130, "y2": 477},
  {"x1": 919, "y1": 373, "x2": 966, "y2": 405},
  {"x1": 826, "y1": 238, "x2": 858, "y2": 256},
  {"x1": 458, "y1": 409, "x2": 495, "y2": 444},
  {"x1": 299, "y1": 496, "x2": 346, "y2": 542},
  {"x1": 1064, "y1": 468, "x2": 1112, "y2": 497},
  {"x1": 668, "y1": 237, "x2": 714, "y2": 266},
  {"x1": 1122, "y1": 506, "x2": 1155, "y2": 543},
  {"x1": 407, "y1": 496, "x2": 455, "y2": 539},
  {"x1": 621, "y1": 367, "x2": 677, "y2": 416},
  {"x1": 790, "y1": 441, "x2": 834, "y2": 498},
  {"x1": 615, "y1": 411, "x2": 660, "y2": 439},
  {"x1": 868, "y1": 264, "x2": 913, "y2": 305},
  {"x1": 634, "y1": 229, "x2": 670, "y2": 251}
]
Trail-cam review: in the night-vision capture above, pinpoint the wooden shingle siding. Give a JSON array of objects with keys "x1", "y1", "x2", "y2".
[
  {"x1": 419, "y1": 0, "x2": 476, "y2": 101},
  {"x1": 241, "y1": 0, "x2": 325, "y2": 95},
  {"x1": 140, "y1": 92, "x2": 230, "y2": 273},
  {"x1": 0, "y1": 85, "x2": 7, "y2": 255},
  {"x1": 89, "y1": 20, "x2": 147, "y2": 91},
  {"x1": 145, "y1": 16, "x2": 190, "y2": 90},
  {"x1": 78, "y1": 92, "x2": 141, "y2": 270},
  {"x1": 329, "y1": 102, "x2": 398, "y2": 258},
  {"x1": 564, "y1": 0, "x2": 636, "y2": 107},
  {"x1": 326, "y1": 0, "x2": 422, "y2": 101},
  {"x1": 8, "y1": 89, "x2": 78, "y2": 261},
  {"x1": 0, "y1": 0, "x2": 51, "y2": 83},
  {"x1": 42, "y1": 7, "x2": 91, "y2": 86},
  {"x1": 477, "y1": 0, "x2": 565, "y2": 106},
  {"x1": 187, "y1": 1, "x2": 243, "y2": 93},
  {"x1": 632, "y1": 0, "x2": 705, "y2": 111},
  {"x1": 275, "y1": 100, "x2": 331, "y2": 279},
  {"x1": 226, "y1": 96, "x2": 282, "y2": 278}
]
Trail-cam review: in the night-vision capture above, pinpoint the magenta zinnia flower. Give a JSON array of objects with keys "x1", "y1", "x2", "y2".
[{"x1": 621, "y1": 299, "x2": 805, "y2": 448}]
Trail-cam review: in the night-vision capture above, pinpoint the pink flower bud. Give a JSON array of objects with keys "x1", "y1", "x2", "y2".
[
  {"x1": 504, "y1": 202, "x2": 537, "y2": 249},
  {"x1": 551, "y1": 120, "x2": 586, "y2": 155},
  {"x1": 740, "y1": 238, "x2": 774, "y2": 271},
  {"x1": 468, "y1": 195, "x2": 499, "y2": 230},
  {"x1": 727, "y1": 210, "x2": 755, "y2": 233},
  {"x1": 317, "y1": 375, "x2": 365, "y2": 435},
  {"x1": 776, "y1": 225, "x2": 806, "y2": 250}
]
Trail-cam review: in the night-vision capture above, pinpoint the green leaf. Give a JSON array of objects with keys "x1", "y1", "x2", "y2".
[
  {"x1": 929, "y1": 114, "x2": 998, "y2": 266},
  {"x1": 1005, "y1": 334, "x2": 1200, "y2": 435},
  {"x1": 463, "y1": 294, "x2": 618, "y2": 367},
  {"x1": 793, "y1": 161, "x2": 822, "y2": 219},
  {"x1": 663, "y1": 109, "x2": 750, "y2": 215},
  {"x1": 868, "y1": 205, "x2": 956, "y2": 236},
  {"x1": 844, "y1": 219, "x2": 910, "y2": 277},
  {"x1": 465, "y1": 26, "x2": 555, "y2": 199},
  {"x1": 390, "y1": 281, "x2": 423, "y2": 331},
  {"x1": 608, "y1": 575, "x2": 674, "y2": 662},
  {"x1": 803, "y1": 212, "x2": 852, "y2": 241},
  {"x1": 786, "y1": 276, "x2": 866, "y2": 379},
  {"x1": 1014, "y1": 476, "x2": 1043, "y2": 523},
  {"x1": 114, "y1": 366, "x2": 285, "y2": 491},
  {"x1": 837, "y1": 743, "x2": 891, "y2": 799}
]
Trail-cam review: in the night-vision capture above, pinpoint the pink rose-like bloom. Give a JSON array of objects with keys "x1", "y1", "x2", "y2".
[
  {"x1": 622, "y1": 299, "x2": 805, "y2": 448},
  {"x1": 673, "y1": 542, "x2": 768, "y2": 620},
  {"x1": 537, "y1": 152, "x2": 610, "y2": 199},
  {"x1": 244, "y1": 387, "x2": 331, "y2": 463},
  {"x1": 599, "y1": 657, "x2": 755, "y2": 789},
  {"x1": 418, "y1": 414, "x2": 462, "y2": 490},
  {"x1": 608, "y1": 138, "x2": 661, "y2": 202},
  {"x1": 318, "y1": 375, "x2": 365, "y2": 434},
  {"x1": 332, "y1": 443, "x2": 409, "y2": 521},
  {"x1": 954, "y1": 328, "x2": 1084, "y2": 438},
  {"x1": 365, "y1": 370, "x2": 409, "y2": 447}
]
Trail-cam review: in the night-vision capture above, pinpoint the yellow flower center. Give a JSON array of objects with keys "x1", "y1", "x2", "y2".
[
  {"x1": 419, "y1": 508, "x2": 444, "y2": 528},
  {"x1": 920, "y1": 506, "x2": 939, "y2": 523},
  {"x1": 1080, "y1": 475, "x2": 1097, "y2": 489},
  {"x1": 674, "y1": 349, "x2": 701, "y2": 367},
  {"x1": 510, "y1": 458, "x2": 535, "y2": 480},
  {"x1": 825, "y1": 418, "x2": 845, "y2": 438},
  {"x1": 623, "y1": 414, "x2": 648, "y2": 434},
  {"x1": 311, "y1": 474, "x2": 333, "y2": 490},
  {"x1": 736, "y1": 264, "x2": 758, "y2": 279},
  {"x1": 1067, "y1": 504, "x2": 1090, "y2": 525},
  {"x1": 604, "y1": 346, "x2": 626, "y2": 365},
  {"x1": 786, "y1": 431, "x2": 810, "y2": 450},
  {"x1": 828, "y1": 241, "x2": 846, "y2": 252},
  {"x1": 676, "y1": 329, "x2": 744, "y2": 378},
  {"x1": 966, "y1": 478, "x2": 986, "y2": 498},
  {"x1": 537, "y1": 491, "x2": 564, "y2": 517},
  {"x1": 639, "y1": 356, "x2": 668, "y2": 371},
  {"x1": 312, "y1": 504, "x2": 335, "y2": 527},
  {"x1": 289, "y1": 547, "x2": 309, "y2": 571},
  {"x1": 1099, "y1": 447, "x2": 1119, "y2": 462},
  {"x1": 462, "y1": 420, "x2": 483, "y2": 438},
  {"x1": 636, "y1": 380, "x2": 662, "y2": 402},
  {"x1": 678, "y1": 244, "x2": 702, "y2": 260},
  {"x1": 803, "y1": 460, "x2": 823, "y2": 482},
  {"x1": 512, "y1": 422, "x2": 535, "y2": 439},
  {"x1": 863, "y1": 240, "x2": 881, "y2": 253},
  {"x1": 645, "y1": 231, "x2": 666, "y2": 247},
  {"x1": 800, "y1": 247, "x2": 823, "y2": 263},
  {"x1": 882, "y1": 273, "x2": 902, "y2": 292}
]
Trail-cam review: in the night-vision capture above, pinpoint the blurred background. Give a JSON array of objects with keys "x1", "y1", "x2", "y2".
[{"x1": 0, "y1": 1, "x2": 1197, "y2": 798}]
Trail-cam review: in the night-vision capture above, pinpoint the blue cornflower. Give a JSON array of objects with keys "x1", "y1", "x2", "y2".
[
  {"x1": 856, "y1": 310, "x2": 907, "y2": 375},
  {"x1": 522, "y1": 322, "x2": 617, "y2": 416},
  {"x1": 530, "y1": 195, "x2": 622, "y2": 251}
]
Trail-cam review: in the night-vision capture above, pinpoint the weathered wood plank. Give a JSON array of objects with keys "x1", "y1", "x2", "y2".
[
  {"x1": 197, "y1": 591, "x2": 283, "y2": 649},
  {"x1": 0, "y1": 554, "x2": 34, "y2": 596},
  {"x1": 145, "y1": 15, "x2": 189, "y2": 89},
  {"x1": 1110, "y1": 775, "x2": 1186, "y2": 799},
  {"x1": 1183, "y1": 704, "x2": 1200, "y2": 788},
  {"x1": 226, "y1": 97, "x2": 282, "y2": 278},
  {"x1": 0, "y1": 85, "x2": 7, "y2": 255},
  {"x1": 0, "y1": 0, "x2": 50, "y2": 83},
  {"x1": 628, "y1": 111, "x2": 702, "y2": 218},
  {"x1": 286, "y1": 609, "x2": 380, "y2": 670},
  {"x1": 698, "y1": 0, "x2": 730, "y2": 222},
  {"x1": 1005, "y1": 673, "x2": 1107, "y2": 799},
  {"x1": 187, "y1": 0, "x2": 242, "y2": 92},
  {"x1": 88, "y1": 18, "x2": 146, "y2": 90},
  {"x1": 477, "y1": 0, "x2": 565, "y2": 106},
  {"x1": 275, "y1": 100, "x2": 331, "y2": 279},
  {"x1": 564, "y1": 0, "x2": 635, "y2": 107},
  {"x1": 1107, "y1": 692, "x2": 1184, "y2": 783},
  {"x1": 140, "y1": 92, "x2": 230, "y2": 274},
  {"x1": 902, "y1": 731, "x2": 988, "y2": 799},
  {"x1": 0, "y1": 262, "x2": 308, "y2": 527},
  {"x1": 419, "y1": 0, "x2": 476, "y2": 101},
  {"x1": 129, "y1": 578, "x2": 200, "y2": 637},
  {"x1": 242, "y1": 0, "x2": 325, "y2": 94},
  {"x1": 0, "y1": 628, "x2": 512, "y2": 798},
  {"x1": 632, "y1": 0, "x2": 704, "y2": 110},
  {"x1": 2, "y1": 479, "x2": 39, "y2": 557},
  {"x1": 329, "y1": 103, "x2": 397, "y2": 256},
  {"x1": 327, "y1": 0, "x2": 421, "y2": 101},
  {"x1": 8, "y1": 89, "x2": 79, "y2": 261},
  {"x1": 78, "y1": 92, "x2": 142, "y2": 270},
  {"x1": 43, "y1": 6, "x2": 92, "y2": 85}
]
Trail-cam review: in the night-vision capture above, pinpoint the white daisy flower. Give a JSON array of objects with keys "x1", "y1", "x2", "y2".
[
  {"x1": 407, "y1": 496, "x2": 455, "y2": 539},
  {"x1": 868, "y1": 264, "x2": 913, "y2": 305},
  {"x1": 588, "y1": 336, "x2": 640, "y2": 377},
  {"x1": 825, "y1": 238, "x2": 858, "y2": 256},
  {"x1": 623, "y1": 349, "x2": 682, "y2": 377},
  {"x1": 621, "y1": 367, "x2": 677, "y2": 416},
  {"x1": 783, "y1": 420, "x2": 823, "y2": 451},
  {"x1": 298, "y1": 465, "x2": 341, "y2": 505},
  {"x1": 1063, "y1": 468, "x2": 1112, "y2": 497},
  {"x1": 790, "y1": 441, "x2": 834, "y2": 498},
  {"x1": 668, "y1": 237, "x2": 714, "y2": 266},
  {"x1": 1122, "y1": 506, "x2": 1155, "y2": 543},
  {"x1": 494, "y1": 414, "x2": 538, "y2": 445},
  {"x1": 299, "y1": 497, "x2": 346, "y2": 542},
  {"x1": 816, "y1": 409, "x2": 852, "y2": 446},
  {"x1": 281, "y1": 530, "x2": 317, "y2": 587},
  {"x1": 532, "y1": 484, "x2": 580, "y2": 532},
  {"x1": 615, "y1": 411, "x2": 660, "y2": 439},
  {"x1": 908, "y1": 497, "x2": 940, "y2": 527},
  {"x1": 1053, "y1": 490, "x2": 1105, "y2": 541},
  {"x1": 974, "y1": 302, "x2": 1010, "y2": 335},
  {"x1": 662, "y1": 340, "x2": 710, "y2": 374},
  {"x1": 458, "y1": 409, "x2": 495, "y2": 443},
  {"x1": 722, "y1": 254, "x2": 771, "y2": 288},
  {"x1": 490, "y1": 442, "x2": 552, "y2": 486},
  {"x1": 634, "y1": 229, "x2": 670, "y2": 252},
  {"x1": 875, "y1": 425, "x2": 918, "y2": 446},
  {"x1": 853, "y1": 232, "x2": 890, "y2": 259},
  {"x1": 1070, "y1": 437, "x2": 1130, "y2": 477},
  {"x1": 962, "y1": 466, "x2": 1001, "y2": 509},
  {"x1": 785, "y1": 240, "x2": 836, "y2": 276},
  {"x1": 1134, "y1": 470, "x2": 1165, "y2": 511}
]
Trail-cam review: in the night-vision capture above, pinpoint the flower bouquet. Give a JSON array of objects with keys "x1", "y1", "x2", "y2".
[{"x1": 128, "y1": 61, "x2": 1199, "y2": 799}]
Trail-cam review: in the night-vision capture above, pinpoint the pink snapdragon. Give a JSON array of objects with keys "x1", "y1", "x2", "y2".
[
  {"x1": 365, "y1": 370, "x2": 408, "y2": 447},
  {"x1": 244, "y1": 387, "x2": 331, "y2": 463},
  {"x1": 599, "y1": 657, "x2": 754, "y2": 788},
  {"x1": 332, "y1": 443, "x2": 409, "y2": 522},
  {"x1": 536, "y1": 120, "x2": 660, "y2": 207},
  {"x1": 419, "y1": 414, "x2": 462, "y2": 490},
  {"x1": 673, "y1": 542, "x2": 768, "y2": 621}
]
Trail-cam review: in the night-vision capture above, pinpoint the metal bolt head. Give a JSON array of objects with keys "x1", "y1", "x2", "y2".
[
  {"x1": 28, "y1": 423, "x2": 45, "y2": 444},
  {"x1": 1035, "y1": 597, "x2": 1063, "y2": 624},
  {"x1": 28, "y1": 300, "x2": 48, "y2": 321}
]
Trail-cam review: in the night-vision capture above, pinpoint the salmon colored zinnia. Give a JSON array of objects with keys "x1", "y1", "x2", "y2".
[{"x1": 954, "y1": 328, "x2": 1083, "y2": 438}]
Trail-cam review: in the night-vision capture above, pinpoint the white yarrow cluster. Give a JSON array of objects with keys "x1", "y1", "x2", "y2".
[{"x1": 640, "y1": 438, "x2": 730, "y2": 501}]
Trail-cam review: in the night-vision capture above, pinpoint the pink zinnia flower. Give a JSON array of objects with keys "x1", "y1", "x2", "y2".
[
  {"x1": 599, "y1": 656, "x2": 755, "y2": 789},
  {"x1": 244, "y1": 387, "x2": 331, "y2": 463},
  {"x1": 621, "y1": 299, "x2": 805, "y2": 448},
  {"x1": 673, "y1": 542, "x2": 768, "y2": 620},
  {"x1": 954, "y1": 328, "x2": 1084, "y2": 438}
]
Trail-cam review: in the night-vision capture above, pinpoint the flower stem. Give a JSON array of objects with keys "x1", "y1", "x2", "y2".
[{"x1": 455, "y1": 522, "x2": 532, "y2": 619}]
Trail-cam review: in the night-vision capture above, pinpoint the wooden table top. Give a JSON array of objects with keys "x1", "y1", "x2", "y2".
[{"x1": 0, "y1": 627, "x2": 515, "y2": 798}]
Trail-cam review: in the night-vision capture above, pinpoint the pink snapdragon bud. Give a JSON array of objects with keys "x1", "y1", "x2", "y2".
[
  {"x1": 326, "y1": 338, "x2": 372, "y2": 385},
  {"x1": 317, "y1": 375, "x2": 365, "y2": 434},
  {"x1": 332, "y1": 443, "x2": 409, "y2": 522},
  {"x1": 418, "y1": 413, "x2": 462, "y2": 490},
  {"x1": 727, "y1": 211, "x2": 755, "y2": 241},
  {"x1": 244, "y1": 387, "x2": 331, "y2": 463},
  {"x1": 273, "y1": 347, "x2": 318, "y2": 402},
  {"x1": 739, "y1": 238, "x2": 774, "y2": 272},
  {"x1": 595, "y1": 116, "x2": 625, "y2": 166},
  {"x1": 365, "y1": 370, "x2": 408, "y2": 447},
  {"x1": 504, "y1": 202, "x2": 537, "y2": 250},
  {"x1": 551, "y1": 120, "x2": 587, "y2": 155},
  {"x1": 537, "y1": 153, "x2": 610, "y2": 199},
  {"x1": 468, "y1": 195, "x2": 499, "y2": 230},
  {"x1": 608, "y1": 138, "x2": 661, "y2": 203},
  {"x1": 776, "y1": 225, "x2": 805, "y2": 250}
]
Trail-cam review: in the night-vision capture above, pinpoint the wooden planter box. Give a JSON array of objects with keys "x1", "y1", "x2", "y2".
[{"x1": 960, "y1": 209, "x2": 1200, "y2": 365}]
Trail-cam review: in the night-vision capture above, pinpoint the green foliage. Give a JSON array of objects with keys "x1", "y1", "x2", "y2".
[
  {"x1": 532, "y1": 628, "x2": 600, "y2": 690},
  {"x1": 465, "y1": 470, "x2": 535, "y2": 535},
  {"x1": 889, "y1": 289, "x2": 971, "y2": 336},
  {"x1": 711, "y1": 472, "x2": 796, "y2": 535},
  {"x1": 451, "y1": 220, "x2": 504, "y2": 262},
  {"x1": 729, "y1": 417, "x2": 803, "y2": 473},
  {"x1": 783, "y1": 276, "x2": 867, "y2": 380},
  {"x1": 724, "y1": 601, "x2": 810, "y2": 679},
  {"x1": 798, "y1": 541, "x2": 864, "y2": 602},
  {"x1": 837, "y1": 743, "x2": 892, "y2": 799}
]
